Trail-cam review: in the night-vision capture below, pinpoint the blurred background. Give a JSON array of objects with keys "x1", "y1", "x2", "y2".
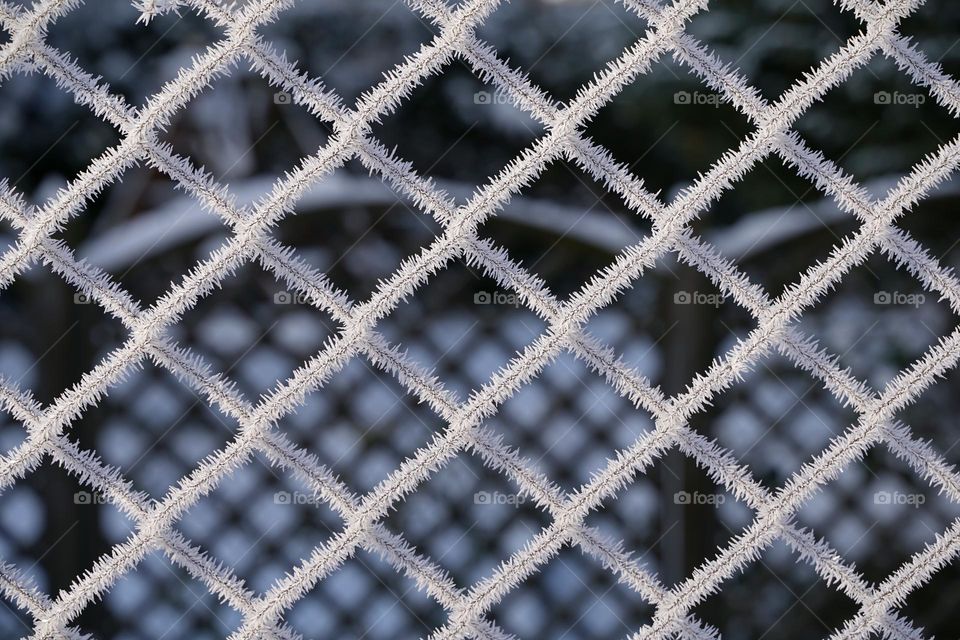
[{"x1": 2, "y1": 0, "x2": 960, "y2": 638}]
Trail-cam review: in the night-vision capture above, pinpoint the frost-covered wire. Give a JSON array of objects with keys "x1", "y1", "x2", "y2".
[{"x1": 0, "y1": 0, "x2": 959, "y2": 637}]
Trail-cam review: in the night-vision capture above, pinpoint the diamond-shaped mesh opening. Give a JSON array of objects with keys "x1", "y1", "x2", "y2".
[
  {"x1": 101, "y1": 550, "x2": 242, "y2": 639},
  {"x1": 517, "y1": 154, "x2": 631, "y2": 213},
  {"x1": 171, "y1": 260, "x2": 337, "y2": 399},
  {"x1": 687, "y1": 0, "x2": 859, "y2": 103},
  {"x1": 95, "y1": 361, "x2": 237, "y2": 500},
  {"x1": 690, "y1": 538, "x2": 860, "y2": 639},
  {"x1": 583, "y1": 478, "x2": 659, "y2": 557},
  {"x1": 0, "y1": 71, "x2": 121, "y2": 198},
  {"x1": 710, "y1": 152, "x2": 859, "y2": 249},
  {"x1": 178, "y1": 449, "x2": 343, "y2": 594},
  {"x1": 371, "y1": 65, "x2": 545, "y2": 187},
  {"x1": 56, "y1": 162, "x2": 206, "y2": 307},
  {"x1": 0, "y1": 261, "x2": 127, "y2": 405},
  {"x1": 474, "y1": 0, "x2": 640, "y2": 102},
  {"x1": 797, "y1": 445, "x2": 960, "y2": 584},
  {"x1": 487, "y1": 351, "x2": 654, "y2": 493},
  {"x1": 794, "y1": 252, "x2": 954, "y2": 389},
  {"x1": 581, "y1": 249, "x2": 758, "y2": 395},
  {"x1": 374, "y1": 259, "x2": 548, "y2": 398},
  {"x1": 44, "y1": 0, "x2": 220, "y2": 105},
  {"x1": 478, "y1": 160, "x2": 652, "y2": 298},
  {"x1": 384, "y1": 450, "x2": 551, "y2": 588},
  {"x1": 271, "y1": 163, "x2": 445, "y2": 301},
  {"x1": 583, "y1": 58, "x2": 754, "y2": 200},
  {"x1": 259, "y1": 0, "x2": 439, "y2": 107},
  {"x1": 490, "y1": 545, "x2": 656, "y2": 639},
  {"x1": 160, "y1": 68, "x2": 333, "y2": 183},
  {"x1": 711, "y1": 352, "x2": 858, "y2": 488},
  {"x1": 286, "y1": 547, "x2": 448, "y2": 640},
  {"x1": 5, "y1": 461, "x2": 126, "y2": 603},
  {"x1": 282, "y1": 356, "x2": 444, "y2": 495},
  {"x1": 0, "y1": 483, "x2": 44, "y2": 566},
  {"x1": 721, "y1": 170, "x2": 863, "y2": 299},
  {"x1": 579, "y1": 281, "x2": 662, "y2": 380},
  {"x1": 585, "y1": 450, "x2": 753, "y2": 589},
  {"x1": 795, "y1": 60, "x2": 959, "y2": 183},
  {"x1": 661, "y1": 250, "x2": 757, "y2": 342}
]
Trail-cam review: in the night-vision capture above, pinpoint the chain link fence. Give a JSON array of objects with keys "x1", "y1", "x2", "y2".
[{"x1": 2, "y1": 0, "x2": 960, "y2": 638}]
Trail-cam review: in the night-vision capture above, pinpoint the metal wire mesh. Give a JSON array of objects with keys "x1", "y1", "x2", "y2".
[{"x1": 2, "y1": 0, "x2": 960, "y2": 638}]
